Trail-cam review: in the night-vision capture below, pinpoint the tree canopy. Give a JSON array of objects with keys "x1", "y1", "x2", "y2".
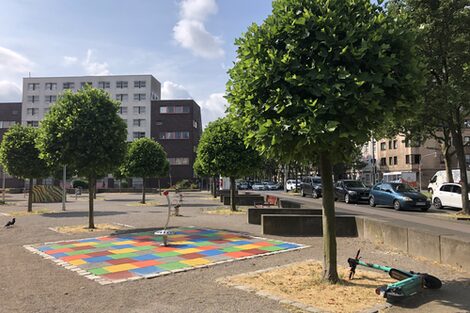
[
  {"x1": 37, "y1": 86, "x2": 127, "y2": 227},
  {"x1": 226, "y1": 0, "x2": 424, "y2": 282}
]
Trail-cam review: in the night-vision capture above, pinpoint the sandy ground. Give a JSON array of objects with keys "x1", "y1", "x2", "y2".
[{"x1": 0, "y1": 191, "x2": 469, "y2": 313}]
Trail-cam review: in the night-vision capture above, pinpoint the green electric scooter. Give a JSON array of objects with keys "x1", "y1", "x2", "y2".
[{"x1": 348, "y1": 250, "x2": 442, "y2": 302}]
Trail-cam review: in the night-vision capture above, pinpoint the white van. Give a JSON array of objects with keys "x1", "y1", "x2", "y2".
[{"x1": 427, "y1": 169, "x2": 470, "y2": 194}]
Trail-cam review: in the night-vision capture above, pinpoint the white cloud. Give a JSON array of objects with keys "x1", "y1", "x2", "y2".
[
  {"x1": 181, "y1": 0, "x2": 218, "y2": 21},
  {"x1": 198, "y1": 92, "x2": 228, "y2": 126},
  {"x1": 63, "y1": 56, "x2": 78, "y2": 66},
  {"x1": 161, "y1": 81, "x2": 192, "y2": 99},
  {"x1": 173, "y1": 0, "x2": 224, "y2": 59},
  {"x1": 0, "y1": 81, "x2": 21, "y2": 101},
  {"x1": 82, "y1": 49, "x2": 110, "y2": 75},
  {"x1": 0, "y1": 46, "x2": 33, "y2": 75}
]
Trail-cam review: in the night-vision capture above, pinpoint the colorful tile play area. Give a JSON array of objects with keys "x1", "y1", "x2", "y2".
[{"x1": 25, "y1": 227, "x2": 306, "y2": 285}]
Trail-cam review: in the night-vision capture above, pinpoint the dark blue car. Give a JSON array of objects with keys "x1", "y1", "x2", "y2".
[{"x1": 369, "y1": 182, "x2": 430, "y2": 211}]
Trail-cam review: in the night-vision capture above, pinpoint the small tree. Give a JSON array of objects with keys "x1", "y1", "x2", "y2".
[
  {"x1": 195, "y1": 117, "x2": 262, "y2": 211},
  {"x1": 120, "y1": 138, "x2": 169, "y2": 204},
  {"x1": 227, "y1": 0, "x2": 423, "y2": 282},
  {"x1": 37, "y1": 86, "x2": 127, "y2": 228},
  {"x1": 0, "y1": 125, "x2": 51, "y2": 212}
]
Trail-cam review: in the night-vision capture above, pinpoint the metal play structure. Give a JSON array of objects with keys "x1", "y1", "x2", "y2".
[{"x1": 154, "y1": 190, "x2": 183, "y2": 246}]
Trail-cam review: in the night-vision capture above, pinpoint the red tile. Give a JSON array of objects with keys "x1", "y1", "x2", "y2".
[
  {"x1": 224, "y1": 251, "x2": 252, "y2": 258},
  {"x1": 106, "y1": 258, "x2": 135, "y2": 265},
  {"x1": 179, "y1": 253, "x2": 205, "y2": 259},
  {"x1": 45, "y1": 248, "x2": 74, "y2": 255},
  {"x1": 86, "y1": 251, "x2": 111, "y2": 257},
  {"x1": 69, "y1": 245, "x2": 95, "y2": 251},
  {"x1": 254, "y1": 241, "x2": 274, "y2": 247},
  {"x1": 196, "y1": 246, "x2": 218, "y2": 251},
  {"x1": 242, "y1": 249, "x2": 267, "y2": 255},
  {"x1": 101, "y1": 271, "x2": 137, "y2": 280},
  {"x1": 131, "y1": 260, "x2": 161, "y2": 267},
  {"x1": 133, "y1": 241, "x2": 156, "y2": 247},
  {"x1": 154, "y1": 246, "x2": 177, "y2": 252},
  {"x1": 61, "y1": 254, "x2": 91, "y2": 261}
]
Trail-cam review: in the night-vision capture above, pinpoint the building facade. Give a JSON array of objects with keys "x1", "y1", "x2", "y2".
[{"x1": 22, "y1": 75, "x2": 161, "y2": 141}]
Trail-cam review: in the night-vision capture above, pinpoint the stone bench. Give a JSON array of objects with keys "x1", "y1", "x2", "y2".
[
  {"x1": 279, "y1": 199, "x2": 302, "y2": 208},
  {"x1": 222, "y1": 195, "x2": 264, "y2": 206},
  {"x1": 248, "y1": 208, "x2": 322, "y2": 225},
  {"x1": 261, "y1": 214, "x2": 357, "y2": 237}
]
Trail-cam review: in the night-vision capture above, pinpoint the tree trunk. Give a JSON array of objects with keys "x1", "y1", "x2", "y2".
[
  {"x1": 441, "y1": 142, "x2": 454, "y2": 183},
  {"x1": 452, "y1": 128, "x2": 470, "y2": 214},
  {"x1": 141, "y1": 177, "x2": 146, "y2": 204},
  {"x1": 27, "y1": 178, "x2": 33, "y2": 212},
  {"x1": 230, "y1": 176, "x2": 237, "y2": 212},
  {"x1": 319, "y1": 151, "x2": 339, "y2": 283},
  {"x1": 88, "y1": 176, "x2": 95, "y2": 229},
  {"x1": 212, "y1": 176, "x2": 217, "y2": 198},
  {"x1": 283, "y1": 164, "x2": 288, "y2": 192}
]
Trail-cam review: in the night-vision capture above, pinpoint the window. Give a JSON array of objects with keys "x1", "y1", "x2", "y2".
[
  {"x1": 0, "y1": 121, "x2": 17, "y2": 129},
  {"x1": 465, "y1": 120, "x2": 470, "y2": 128},
  {"x1": 45, "y1": 95, "x2": 57, "y2": 104},
  {"x1": 98, "y1": 81, "x2": 110, "y2": 89},
  {"x1": 388, "y1": 141, "x2": 392, "y2": 149},
  {"x1": 393, "y1": 156, "x2": 398, "y2": 165},
  {"x1": 133, "y1": 106, "x2": 146, "y2": 114},
  {"x1": 389, "y1": 157, "x2": 392, "y2": 165},
  {"x1": 134, "y1": 80, "x2": 146, "y2": 88},
  {"x1": 80, "y1": 82, "x2": 92, "y2": 88},
  {"x1": 118, "y1": 107, "x2": 128, "y2": 114},
  {"x1": 63, "y1": 82, "x2": 74, "y2": 89},
  {"x1": 27, "y1": 95, "x2": 39, "y2": 104},
  {"x1": 27, "y1": 108, "x2": 39, "y2": 115},
  {"x1": 466, "y1": 155, "x2": 470, "y2": 165},
  {"x1": 451, "y1": 185, "x2": 462, "y2": 194},
  {"x1": 26, "y1": 121, "x2": 39, "y2": 127},
  {"x1": 45, "y1": 82, "x2": 57, "y2": 90},
  {"x1": 440, "y1": 185, "x2": 452, "y2": 192},
  {"x1": 28, "y1": 83, "x2": 40, "y2": 91},
  {"x1": 116, "y1": 94, "x2": 128, "y2": 101},
  {"x1": 380, "y1": 142, "x2": 386, "y2": 150},
  {"x1": 151, "y1": 92, "x2": 159, "y2": 100},
  {"x1": 133, "y1": 93, "x2": 146, "y2": 101},
  {"x1": 380, "y1": 158, "x2": 386, "y2": 166},
  {"x1": 160, "y1": 106, "x2": 190, "y2": 114},
  {"x1": 132, "y1": 132, "x2": 146, "y2": 139},
  {"x1": 406, "y1": 155, "x2": 410, "y2": 164},
  {"x1": 393, "y1": 140, "x2": 398, "y2": 149},
  {"x1": 155, "y1": 121, "x2": 163, "y2": 126},
  {"x1": 158, "y1": 131, "x2": 190, "y2": 139},
  {"x1": 465, "y1": 136, "x2": 470, "y2": 144},
  {"x1": 193, "y1": 120, "x2": 198, "y2": 129},
  {"x1": 116, "y1": 81, "x2": 128, "y2": 88},
  {"x1": 413, "y1": 154, "x2": 421, "y2": 164},
  {"x1": 168, "y1": 158, "x2": 190, "y2": 165},
  {"x1": 133, "y1": 119, "x2": 145, "y2": 127}
]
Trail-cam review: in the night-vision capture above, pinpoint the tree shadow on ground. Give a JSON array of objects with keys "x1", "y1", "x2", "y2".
[
  {"x1": 155, "y1": 203, "x2": 220, "y2": 208},
  {"x1": 41, "y1": 211, "x2": 127, "y2": 218},
  {"x1": 389, "y1": 278, "x2": 470, "y2": 311}
]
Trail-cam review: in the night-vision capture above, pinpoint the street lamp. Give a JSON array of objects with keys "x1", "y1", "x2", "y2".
[{"x1": 419, "y1": 152, "x2": 438, "y2": 191}]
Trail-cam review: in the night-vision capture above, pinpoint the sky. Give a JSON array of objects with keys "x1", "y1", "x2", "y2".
[{"x1": 0, "y1": 0, "x2": 273, "y2": 126}]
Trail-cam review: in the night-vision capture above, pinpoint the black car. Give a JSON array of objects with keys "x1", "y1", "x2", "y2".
[
  {"x1": 301, "y1": 176, "x2": 322, "y2": 198},
  {"x1": 334, "y1": 180, "x2": 370, "y2": 204}
]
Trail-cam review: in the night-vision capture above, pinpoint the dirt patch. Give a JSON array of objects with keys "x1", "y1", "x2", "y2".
[
  {"x1": 49, "y1": 223, "x2": 130, "y2": 234},
  {"x1": 125, "y1": 201, "x2": 160, "y2": 207},
  {"x1": 202, "y1": 207, "x2": 247, "y2": 215},
  {"x1": 221, "y1": 260, "x2": 394, "y2": 313},
  {"x1": 3, "y1": 209, "x2": 55, "y2": 217}
]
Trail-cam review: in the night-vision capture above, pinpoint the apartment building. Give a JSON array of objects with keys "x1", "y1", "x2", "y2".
[
  {"x1": 0, "y1": 102, "x2": 24, "y2": 187},
  {"x1": 22, "y1": 75, "x2": 160, "y2": 141}
]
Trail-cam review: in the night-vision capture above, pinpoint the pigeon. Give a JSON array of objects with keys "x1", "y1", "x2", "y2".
[{"x1": 4, "y1": 218, "x2": 15, "y2": 227}]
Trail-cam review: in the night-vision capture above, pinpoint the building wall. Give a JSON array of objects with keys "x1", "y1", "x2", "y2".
[
  {"x1": 150, "y1": 100, "x2": 202, "y2": 186},
  {"x1": 22, "y1": 75, "x2": 160, "y2": 141}
]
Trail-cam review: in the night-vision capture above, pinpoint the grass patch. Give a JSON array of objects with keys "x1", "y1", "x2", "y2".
[
  {"x1": 4, "y1": 208, "x2": 55, "y2": 217},
  {"x1": 221, "y1": 260, "x2": 394, "y2": 313},
  {"x1": 50, "y1": 223, "x2": 129, "y2": 234},
  {"x1": 203, "y1": 206, "x2": 248, "y2": 215}
]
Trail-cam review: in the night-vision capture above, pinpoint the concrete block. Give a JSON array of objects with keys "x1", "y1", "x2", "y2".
[
  {"x1": 223, "y1": 195, "x2": 264, "y2": 206},
  {"x1": 248, "y1": 208, "x2": 322, "y2": 225},
  {"x1": 261, "y1": 214, "x2": 357, "y2": 237},
  {"x1": 355, "y1": 216, "x2": 365, "y2": 238},
  {"x1": 382, "y1": 223, "x2": 408, "y2": 253},
  {"x1": 440, "y1": 235, "x2": 470, "y2": 272},
  {"x1": 363, "y1": 218, "x2": 385, "y2": 244},
  {"x1": 407, "y1": 228, "x2": 441, "y2": 262},
  {"x1": 279, "y1": 199, "x2": 302, "y2": 208}
]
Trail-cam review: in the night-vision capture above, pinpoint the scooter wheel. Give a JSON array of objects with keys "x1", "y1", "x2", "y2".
[{"x1": 423, "y1": 274, "x2": 442, "y2": 289}]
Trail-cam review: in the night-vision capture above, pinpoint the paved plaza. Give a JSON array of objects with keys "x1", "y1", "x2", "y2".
[{"x1": 1, "y1": 191, "x2": 469, "y2": 313}]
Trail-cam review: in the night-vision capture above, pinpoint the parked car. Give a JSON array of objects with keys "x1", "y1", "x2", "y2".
[
  {"x1": 286, "y1": 179, "x2": 301, "y2": 191},
  {"x1": 369, "y1": 182, "x2": 430, "y2": 211},
  {"x1": 252, "y1": 182, "x2": 267, "y2": 191},
  {"x1": 432, "y1": 183, "x2": 470, "y2": 209},
  {"x1": 428, "y1": 169, "x2": 470, "y2": 194},
  {"x1": 237, "y1": 181, "x2": 249, "y2": 190},
  {"x1": 334, "y1": 180, "x2": 370, "y2": 204},
  {"x1": 301, "y1": 176, "x2": 322, "y2": 198}
]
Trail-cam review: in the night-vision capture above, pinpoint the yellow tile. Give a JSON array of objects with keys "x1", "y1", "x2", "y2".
[
  {"x1": 235, "y1": 244, "x2": 259, "y2": 250},
  {"x1": 109, "y1": 248, "x2": 138, "y2": 254},
  {"x1": 112, "y1": 240, "x2": 136, "y2": 246},
  {"x1": 172, "y1": 241, "x2": 193, "y2": 245},
  {"x1": 176, "y1": 248, "x2": 201, "y2": 254},
  {"x1": 74, "y1": 242, "x2": 97, "y2": 247},
  {"x1": 69, "y1": 259, "x2": 86, "y2": 266},
  {"x1": 227, "y1": 238, "x2": 244, "y2": 242},
  {"x1": 180, "y1": 258, "x2": 211, "y2": 266},
  {"x1": 103, "y1": 263, "x2": 137, "y2": 273}
]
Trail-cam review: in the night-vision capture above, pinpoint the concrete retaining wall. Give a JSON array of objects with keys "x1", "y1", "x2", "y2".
[
  {"x1": 248, "y1": 208, "x2": 322, "y2": 225},
  {"x1": 279, "y1": 199, "x2": 302, "y2": 208},
  {"x1": 262, "y1": 214, "x2": 358, "y2": 237},
  {"x1": 222, "y1": 195, "x2": 264, "y2": 206}
]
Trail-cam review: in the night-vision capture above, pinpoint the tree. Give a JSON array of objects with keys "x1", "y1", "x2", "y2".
[
  {"x1": 395, "y1": 0, "x2": 470, "y2": 214},
  {"x1": 195, "y1": 117, "x2": 262, "y2": 211},
  {"x1": 37, "y1": 86, "x2": 127, "y2": 228},
  {"x1": 227, "y1": 0, "x2": 423, "y2": 282},
  {"x1": 120, "y1": 138, "x2": 169, "y2": 204},
  {"x1": 0, "y1": 125, "x2": 51, "y2": 212}
]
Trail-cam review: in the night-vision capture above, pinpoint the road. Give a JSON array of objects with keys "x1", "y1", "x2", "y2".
[{"x1": 255, "y1": 190, "x2": 470, "y2": 238}]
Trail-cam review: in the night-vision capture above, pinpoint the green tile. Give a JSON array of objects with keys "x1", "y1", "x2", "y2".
[
  {"x1": 132, "y1": 246, "x2": 154, "y2": 251},
  {"x1": 108, "y1": 253, "x2": 139, "y2": 259},
  {"x1": 94, "y1": 243, "x2": 117, "y2": 248},
  {"x1": 88, "y1": 268, "x2": 109, "y2": 275},
  {"x1": 66, "y1": 249, "x2": 95, "y2": 256},
  {"x1": 191, "y1": 241, "x2": 214, "y2": 247},
  {"x1": 154, "y1": 251, "x2": 180, "y2": 257},
  {"x1": 259, "y1": 246, "x2": 284, "y2": 252},
  {"x1": 158, "y1": 262, "x2": 188, "y2": 271},
  {"x1": 222, "y1": 247, "x2": 242, "y2": 252}
]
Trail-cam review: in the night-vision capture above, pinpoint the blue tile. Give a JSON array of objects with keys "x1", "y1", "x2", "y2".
[
  {"x1": 277, "y1": 243, "x2": 300, "y2": 249},
  {"x1": 229, "y1": 241, "x2": 252, "y2": 245},
  {"x1": 130, "y1": 266, "x2": 164, "y2": 275},
  {"x1": 51, "y1": 252, "x2": 68, "y2": 258},
  {"x1": 199, "y1": 250, "x2": 224, "y2": 256},
  {"x1": 110, "y1": 244, "x2": 134, "y2": 249},
  {"x1": 134, "y1": 254, "x2": 160, "y2": 261},
  {"x1": 84, "y1": 256, "x2": 112, "y2": 263},
  {"x1": 38, "y1": 246, "x2": 54, "y2": 252}
]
